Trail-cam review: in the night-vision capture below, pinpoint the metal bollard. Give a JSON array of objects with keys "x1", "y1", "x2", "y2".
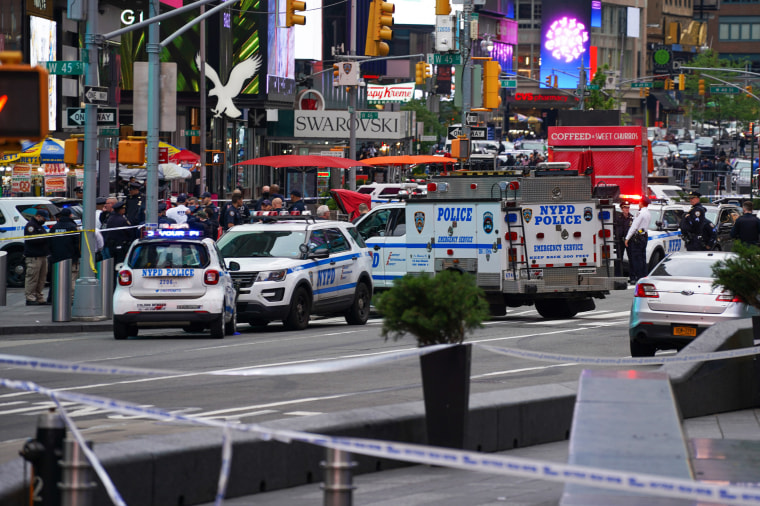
[
  {"x1": 59, "y1": 438, "x2": 96, "y2": 506},
  {"x1": 0, "y1": 250, "x2": 6, "y2": 306},
  {"x1": 52, "y1": 258, "x2": 73, "y2": 322},
  {"x1": 97, "y1": 257, "x2": 114, "y2": 318},
  {"x1": 321, "y1": 448, "x2": 357, "y2": 506},
  {"x1": 19, "y1": 409, "x2": 66, "y2": 506}
]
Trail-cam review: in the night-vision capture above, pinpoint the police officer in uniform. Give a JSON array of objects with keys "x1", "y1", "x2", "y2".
[
  {"x1": 125, "y1": 181, "x2": 146, "y2": 225},
  {"x1": 730, "y1": 200, "x2": 760, "y2": 248},
  {"x1": 680, "y1": 191, "x2": 709, "y2": 251},
  {"x1": 103, "y1": 201, "x2": 135, "y2": 264},
  {"x1": 625, "y1": 197, "x2": 652, "y2": 284},
  {"x1": 23, "y1": 209, "x2": 51, "y2": 305},
  {"x1": 613, "y1": 200, "x2": 634, "y2": 279}
]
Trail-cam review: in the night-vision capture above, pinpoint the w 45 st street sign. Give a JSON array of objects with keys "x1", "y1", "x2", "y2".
[{"x1": 65, "y1": 107, "x2": 118, "y2": 128}]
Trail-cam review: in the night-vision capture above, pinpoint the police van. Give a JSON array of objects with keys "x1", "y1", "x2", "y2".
[
  {"x1": 112, "y1": 226, "x2": 238, "y2": 339},
  {"x1": 216, "y1": 213, "x2": 373, "y2": 330},
  {"x1": 356, "y1": 165, "x2": 628, "y2": 318}
]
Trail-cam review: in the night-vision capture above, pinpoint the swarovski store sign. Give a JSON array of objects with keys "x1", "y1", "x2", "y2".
[{"x1": 294, "y1": 111, "x2": 410, "y2": 140}]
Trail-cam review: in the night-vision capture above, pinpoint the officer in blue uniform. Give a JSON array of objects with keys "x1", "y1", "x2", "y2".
[{"x1": 680, "y1": 191, "x2": 709, "y2": 251}]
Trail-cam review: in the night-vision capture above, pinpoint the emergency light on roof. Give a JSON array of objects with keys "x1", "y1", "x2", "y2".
[
  {"x1": 143, "y1": 229, "x2": 202, "y2": 239},
  {"x1": 253, "y1": 210, "x2": 312, "y2": 217},
  {"x1": 427, "y1": 182, "x2": 449, "y2": 193}
]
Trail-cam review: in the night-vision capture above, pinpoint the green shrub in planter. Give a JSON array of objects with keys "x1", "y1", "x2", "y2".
[
  {"x1": 376, "y1": 270, "x2": 490, "y2": 346},
  {"x1": 711, "y1": 241, "x2": 760, "y2": 311}
]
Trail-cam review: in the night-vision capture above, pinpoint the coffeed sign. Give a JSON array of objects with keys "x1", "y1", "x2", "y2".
[
  {"x1": 294, "y1": 111, "x2": 409, "y2": 140},
  {"x1": 366, "y1": 82, "x2": 415, "y2": 104}
]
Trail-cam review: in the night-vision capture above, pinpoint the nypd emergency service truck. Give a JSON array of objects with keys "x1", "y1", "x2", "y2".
[{"x1": 360, "y1": 165, "x2": 628, "y2": 318}]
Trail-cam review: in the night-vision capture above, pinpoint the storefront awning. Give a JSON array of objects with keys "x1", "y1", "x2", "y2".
[{"x1": 651, "y1": 91, "x2": 681, "y2": 112}]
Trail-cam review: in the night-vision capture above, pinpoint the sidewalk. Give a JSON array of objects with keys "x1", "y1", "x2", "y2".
[{"x1": 0, "y1": 287, "x2": 112, "y2": 335}]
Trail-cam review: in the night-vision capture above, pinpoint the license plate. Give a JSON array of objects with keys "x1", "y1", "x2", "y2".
[{"x1": 673, "y1": 326, "x2": 697, "y2": 337}]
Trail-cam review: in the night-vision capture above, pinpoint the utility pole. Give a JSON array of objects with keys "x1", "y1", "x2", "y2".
[
  {"x1": 461, "y1": 2, "x2": 472, "y2": 137},
  {"x1": 146, "y1": 0, "x2": 160, "y2": 226},
  {"x1": 72, "y1": 0, "x2": 103, "y2": 318},
  {"x1": 349, "y1": 0, "x2": 357, "y2": 190}
]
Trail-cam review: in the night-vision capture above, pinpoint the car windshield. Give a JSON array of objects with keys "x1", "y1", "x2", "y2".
[
  {"x1": 519, "y1": 141, "x2": 545, "y2": 151},
  {"x1": 695, "y1": 138, "x2": 713, "y2": 146},
  {"x1": 652, "y1": 146, "x2": 670, "y2": 155},
  {"x1": 679, "y1": 143, "x2": 697, "y2": 151},
  {"x1": 128, "y1": 242, "x2": 210, "y2": 269},
  {"x1": 649, "y1": 256, "x2": 723, "y2": 278},
  {"x1": 217, "y1": 230, "x2": 306, "y2": 258},
  {"x1": 357, "y1": 187, "x2": 375, "y2": 194}
]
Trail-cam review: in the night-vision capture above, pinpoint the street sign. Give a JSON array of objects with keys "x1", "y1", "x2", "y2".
[
  {"x1": 65, "y1": 107, "x2": 118, "y2": 128},
  {"x1": 426, "y1": 53, "x2": 462, "y2": 65},
  {"x1": 586, "y1": 84, "x2": 600, "y2": 90},
  {"x1": 631, "y1": 82, "x2": 653, "y2": 88},
  {"x1": 44, "y1": 61, "x2": 84, "y2": 75},
  {"x1": 710, "y1": 85, "x2": 738, "y2": 94},
  {"x1": 500, "y1": 79, "x2": 517, "y2": 88},
  {"x1": 83, "y1": 85, "x2": 109, "y2": 105},
  {"x1": 465, "y1": 113, "x2": 478, "y2": 126},
  {"x1": 470, "y1": 127, "x2": 487, "y2": 140},
  {"x1": 183, "y1": 129, "x2": 200, "y2": 136},
  {"x1": 359, "y1": 112, "x2": 378, "y2": 119},
  {"x1": 99, "y1": 128, "x2": 119, "y2": 136},
  {"x1": 447, "y1": 126, "x2": 463, "y2": 140}
]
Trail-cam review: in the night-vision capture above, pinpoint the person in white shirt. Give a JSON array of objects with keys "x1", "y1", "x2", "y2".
[
  {"x1": 625, "y1": 196, "x2": 652, "y2": 284},
  {"x1": 166, "y1": 194, "x2": 190, "y2": 224}
]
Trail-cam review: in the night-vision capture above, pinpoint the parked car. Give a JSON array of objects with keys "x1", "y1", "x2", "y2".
[
  {"x1": 730, "y1": 159, "x2": 753, "y2": 189},
  {"x1": 694, "y1": 136, "x2": 717, "y2": 159},
  {"x1": 112, "y1": 226, "x2": 238, "y2": 339},
  {"x1": 677, "y1": 142, "x2": 700, "y2": 163},
  {"x1": 703, "y1": 204, "x2": 742, "y2": 251},
  {"x1": 629, "y1": 251, "x2": 759, "y2": 356}
]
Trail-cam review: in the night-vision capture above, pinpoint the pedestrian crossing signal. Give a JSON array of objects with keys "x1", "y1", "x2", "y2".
[
  {"x1": 0, "y1": 59, "x2": 49, "y2": 142},
  {"x1": 206, "y1": 150, "x2": 225, "y2": 166}
]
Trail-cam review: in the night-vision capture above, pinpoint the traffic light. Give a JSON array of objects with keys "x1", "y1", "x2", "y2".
[
  {"x1": 639, "y1": 88, "x2": 644, "y2": 98},
  {"x1": 746, "y1": 85, "x2": 753, "y2": 97},
  {"x1": 664, "y1": 78, "x2": 672, "y2": 90},
  {"x1": 285, "y1": 0, "x2": 306, "y2": 27},
  {"x1": 415, "y1": 61, "x2": 425, "y2": 85},
  {"x1": 333, "y1": 64, "x2": 340, "y2": 87},
  {"x1": 545, "y1": 75, "x2": 551, "y2": 87},
  {"x1": 0, "y1": 62, "x2": 48, "y2": 142},
  {"x1": 644, "y1": 87, "x2": 650, "y2": 97},
  {"x1": 698, "y1": 79, "x2": 705, "y2": 95},
  {"x1": 364, "y1": 0, "x2": 394, "y2": 57},
  {"x1": 553, "y1": 75, "x2": 558, "y2": 88},
  {"x1": 435, "y1": 0, "x2": 451, "y2": 15},
  {"x1": 483, "y1": 60, "x2": 502, "y2": 109},
  {"x1": 678, "y1": 74, "x2": 685, "y2": 91}
]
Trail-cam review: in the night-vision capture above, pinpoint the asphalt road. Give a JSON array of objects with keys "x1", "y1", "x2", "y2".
[{"x1": 0, "y1": 288, "x2": 645, "y2": 465}]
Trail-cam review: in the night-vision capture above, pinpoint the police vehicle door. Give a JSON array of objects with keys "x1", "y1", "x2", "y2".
[
  {"x1": 356, "y1": 207, "x2": 406, "y2": 289},
  {"x1": 475, "y1": 203, "x2": 502, "y2": 284},
  {"x1": 432, "y1": 203, "x2": 478, "y2": 272},
  {"x1": 309, "y1": 228, "x2": 356, "y2": 307}
]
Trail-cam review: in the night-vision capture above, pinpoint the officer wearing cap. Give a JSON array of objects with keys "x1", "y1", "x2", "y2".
[
  {"x1": 680, "y1": 191, "x2": 710, "y2": 251},
  {"x1": 625, "y1": 197, "x2": 652, "y2": 284},
  {"x1": 23, "y1": 209, "x2": 51, "y2": 305},
  {"x1": 103, "y1": 201, "x2": 135, "y2": 263},
  {"x1": 288, "y1": 189, "x2": 305, "y2": 212},
  {"x1": 74, "y1": 186, "x2": 83, "y2": 199},
  {"x1": 125, "y1": 181, "x2": 146, "y2": 225},
  {"x1": 613, "y1": 200, "x2": 634, "y2": 279},
  {"x1": 200, "y1": 191, "x2": 218, "y2": 222},
  {"x1": 50, "y1": 208, "x2": 81, "y2": 298}
]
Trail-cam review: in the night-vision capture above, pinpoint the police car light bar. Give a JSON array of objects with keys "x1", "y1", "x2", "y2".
[
  {"x1": 143, "y1": 228, "x2": 202, "y2": 239},
  {"x1": 253, "y1": 211, "x2": 312, "y2": 216}
]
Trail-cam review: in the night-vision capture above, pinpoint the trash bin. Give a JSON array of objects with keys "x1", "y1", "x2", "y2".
[
  {"x1": 98, "y1": 257, "x2": 114, "y2": 319},
  {"x1": 52, "y1": 259, "x2": 72, "y2": 322}
]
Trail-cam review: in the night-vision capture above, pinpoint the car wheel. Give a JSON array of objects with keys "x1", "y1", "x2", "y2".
[
  {"x1": 648, "y1": 249, "x2": 665, "y2": 273},
  {"x1": 114, "y1": 324, "x2": 128, "y2": 340},
  {"x1": 224, "y1": 309, "x2": 237, "y2": 335},
  {"x1": 284, "y1": 287, "x2": 311, "y2": 330},
  {"x1": 630, "y1": 337, "x2": 656, "y2": 357},
  {"x1": 535, "y1": 299, "x2": 578, "y2": 319},
  {"x1": 209, "y1": 315, "x2": 225, "y2": 339},
  {"x1": 6, "y1": 250, "x2": 25, "y2": 288},
  {"x1": 345, "y1": 282, "x2": 371, "y2": 325}
]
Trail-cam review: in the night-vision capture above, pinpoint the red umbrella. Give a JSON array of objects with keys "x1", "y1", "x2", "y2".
[
  {"x1": 235, "y1": 154, "x2": 371, "y2": 168},
  {"x1": 169, "y1": 149, "x2": 201, "y2": 163},
  {"x1": 363, "y1": 155, "x2": 456, "y2": 166}
]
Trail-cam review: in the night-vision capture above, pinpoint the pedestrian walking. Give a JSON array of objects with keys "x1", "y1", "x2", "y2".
[
  {"x1": 680, "y1": 191, "x2": 711, "y2": 251},
  {"x1": 730, "y1": 200, "x2": 760, "y2": 248},
  {"x1": 49, "y1": 208, "x2": 81, "y2": 298},
  {"x1": 103, "y1": 201, "x2": 135, "y2": 264},
  {"x1": 613, "y1": 200, "x2": 634, "y2": 280},
  {"x1": 23, "y1": 209, "x2": 51, "y2": 305},
  {"x1": 624, "y1": 197, "x2": 652, "y2": 284}
]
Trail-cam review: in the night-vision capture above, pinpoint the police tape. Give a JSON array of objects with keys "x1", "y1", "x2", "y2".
[{"x1": 3, "y1": 376, "x2": 760, "y2": 505}]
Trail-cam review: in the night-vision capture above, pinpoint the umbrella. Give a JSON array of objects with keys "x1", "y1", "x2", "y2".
[
  {"x1": 510, "y1": 113, "x2": 528, "y2": 122},
  {"x1": 363, "y1": 155, "x2": 456, "y2": 166},
  {"x1": 527, "y1": 116, "x2": 543, "y2": 124},
  {"x1": 235, "y1": 154, "x2": 371, "y2": 168},
  {"x1": 1, "y1": 137, "x2": 65, "y2": 165},
  {"x1": 118, "y1": 163, "x2": 192, "y2": 180},
  {"x1": 169, "y1": 149, "x2": 200, "y2": 164},
  {"x1": 159, "y1": 142, "x2": 181, "y2": 157}
]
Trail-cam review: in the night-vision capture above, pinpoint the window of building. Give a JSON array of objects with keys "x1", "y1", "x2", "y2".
[{"x1": 719, "y1": 17, "x2": 760, "y2": 41}]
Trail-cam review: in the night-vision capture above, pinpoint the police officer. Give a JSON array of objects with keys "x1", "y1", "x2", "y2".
[
  {"x1": 103, "y1": 201, "x2": 135, "y2": 264},
  {"x1": 220, "y1": 194, "x2": 245, "y2": 230},
  {"x1": 288, "y1": 189, "x2": 306, "y2": 212},
  {"x1": 730, "y1": 200, "x2": 760, "y2": 248},
  {"x1": 613, "y1": 200, "x2": 634, "y2": 280},
  {"x1": 158, "y1": 202, "x2": 176, "y2": 225},
  {"x1": 680, "y1": 191, "x2": 710, "y2": 251},
  {"x1": 625, "y1": 197, "x2": 652, "y2": 284},
  {"x1": 125, "y1": 181, "x2": 146, "y2": 225},
  {"x1": 23, "y1": 209, "x2": 51, "y2": 305},
  {"x1": 50, "y1": 208, "x2": 81, "y2": 298}
]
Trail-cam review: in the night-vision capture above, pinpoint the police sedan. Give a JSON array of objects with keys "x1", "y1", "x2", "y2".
[{"x1": 112, "y1": 226, "x2": 238, "y2": 339}]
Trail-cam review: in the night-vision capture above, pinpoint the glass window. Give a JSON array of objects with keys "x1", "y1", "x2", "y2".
[
  {"x1": 309, "y1": 230, "x2": 329, "y2": 253},
  {"x1": 129, "y1": 242, "x2": 210, "y2": 269},
  {"x1": 347, "y1": 227, "x2": 367, "y2": 248},
  {"x1": 356, "y1": 209, "x2": 391, "y2": 240},
  {"x1": 720, "y1": 24, "x2": 729, "y2": 40},
  {"x1": 217, "y1": 230, "x2": 307, "y2": 259},
  {"x1": 650, "y1": 256, "x2": 722, "y2": 278},
  {"x1": 388, "y1": 209, "x2": 406, "y2": 237},
  {"x1": 325, "y1": 228, "x2": 350, "y2": 253},
  {"x1": 0, "y1": 209, "x2": 5, "y2": 225}
]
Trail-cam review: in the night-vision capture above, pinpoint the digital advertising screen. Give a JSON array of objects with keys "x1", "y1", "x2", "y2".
[
  {"x1": 267, "y1": 0, "x2": 295, "y2": 79},
  {"x1": 540, "y1": 0, "x2": 591, "y2": 89},
  {"x1": 29, "y1": 16, "x2": 56, "y2": 132},
  {"x1": 294, "y1": 0, "x2": 323, "y2": 61}
]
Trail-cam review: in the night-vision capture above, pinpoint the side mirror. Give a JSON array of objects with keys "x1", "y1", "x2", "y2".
[
  {"x1": 655, "y1": 220, "x2": 664, "y2": 231},
  {"x1": 308, "y1": 250, "x2": 330, "y2": 259},
  {"x1": 227, "y1": 260, "x2": 240, "y2": 271}
]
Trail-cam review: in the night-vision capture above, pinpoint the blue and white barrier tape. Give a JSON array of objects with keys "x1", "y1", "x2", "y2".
[
  {"x1": 4, "y1": 376, "x2": 760, "y2": 505},
  {"x1": 0, "y1": 353, "x2": 180, "y2": 377}
]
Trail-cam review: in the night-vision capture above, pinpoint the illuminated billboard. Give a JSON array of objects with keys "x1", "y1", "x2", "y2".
[
  {"x1": 540, "y1": 0, "x2": 591, "y2": 89},
  {"x1": 29, "y1": 16, "x2": 56, "y2": 132}
]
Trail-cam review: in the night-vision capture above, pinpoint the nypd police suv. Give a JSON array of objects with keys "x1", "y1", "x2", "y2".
[
  {"x1": 112, "y1": 226, "x2": 238, "y2": 339},
  {"x1": 216, "y1": 212, "x2": 373, "y2": 330}
]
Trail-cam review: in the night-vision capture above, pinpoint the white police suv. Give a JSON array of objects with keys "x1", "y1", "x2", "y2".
[
  {"x1": 112, "y1": 227, "x2": 238, "y2": 339},
  {"x1": 216, "y1": 213, "x2": 373, "y2": 330}
]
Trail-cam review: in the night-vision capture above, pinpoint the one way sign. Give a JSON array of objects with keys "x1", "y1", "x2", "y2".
[
  {"x1": 65, "y1": 107, "x2": 118, "y2": 128},
  {"x1": 447, "y1": 126, "x2": 463, "y2": 140}
]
